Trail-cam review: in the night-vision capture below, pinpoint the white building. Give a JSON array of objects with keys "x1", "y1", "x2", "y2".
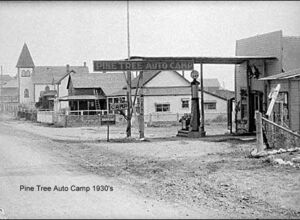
[{"x1": 112, "y1": 70, "x2": 232, "y2": 124}]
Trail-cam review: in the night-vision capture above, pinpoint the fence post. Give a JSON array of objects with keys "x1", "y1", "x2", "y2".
[{"x1": 255, "y1": 111, "x2": 264, "y2": 152}]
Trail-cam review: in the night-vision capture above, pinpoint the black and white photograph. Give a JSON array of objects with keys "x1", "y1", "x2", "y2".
[{"x1": 0, "y1": 0, "x2": 300, "y2": 219}]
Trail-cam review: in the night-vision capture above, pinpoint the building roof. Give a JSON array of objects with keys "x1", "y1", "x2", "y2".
[
  {"x1": 69, "y1": 72, "x2": 127, "y2": 96},
  {"x1": 2, "y1": 78, "x2": 18, "y2": 88},
  {"x1": 130, "y1": 70, "x2": 190, "y2": 89},
  {"x1": 203, "y1": 78, "x2": 221, "y2": 88},
  {"x1": 0, "y1": 75, "x2": 14, "y2": 84},
  {"x1": 131, "y1": 71, "x2": 160, "y2": 88},
  {"x1": 109, "y1": 89, "x2": 127, "y2": 97},
  {"x1": 211, "y1": 89, "x2": 235, "y2": 100},
  {"x1": 32, "y1": 66, "x2": 89, "y2": 84},
  {"x1": 259, "y1": 68, "x2": 300, "y2": 80},
  {"x1": 16, "y1": 43, "x2": 35, "y2": 68},
  {"x1": 199, "y1": 89, "x2": 227, "y2": 101}
]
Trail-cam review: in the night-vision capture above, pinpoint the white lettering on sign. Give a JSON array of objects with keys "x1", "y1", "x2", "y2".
[{"x1": 93, "y1": 60, "x2": 194, "y2": 71}]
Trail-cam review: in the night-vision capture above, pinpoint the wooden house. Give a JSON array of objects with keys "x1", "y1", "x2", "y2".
[{"x1": 64, "y1": 72, "x2": 127, "y2": 115}]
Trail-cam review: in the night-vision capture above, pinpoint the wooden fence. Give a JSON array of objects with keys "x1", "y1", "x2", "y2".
[{"x1": 255, "y1": 111, "x2": 300, "y2": 151}]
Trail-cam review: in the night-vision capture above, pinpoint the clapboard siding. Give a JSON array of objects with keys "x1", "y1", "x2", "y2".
[{"x1": 289, "y1": 80, "x2": 300, "y2": 131}]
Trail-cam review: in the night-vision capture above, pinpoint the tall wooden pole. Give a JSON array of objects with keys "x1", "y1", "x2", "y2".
[
  {"x1": 126, "y1": 0, "x2": 132, "y2": 137},
  {"x1": 246, "y1": 61, "x2": 251, "y2": 133},
  {"x1": 200, "y1": 64, "x2": 206, "y2": 136},
  {"x1": 255, "y1": 111, "x2": 264, "y2": 152},
  {"x1": 139, "y1": 71, "x2": 144, "y2": 139}
]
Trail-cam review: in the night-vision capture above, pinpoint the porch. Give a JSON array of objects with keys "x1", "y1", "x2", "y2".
[{"x1": 58, "y1": 95, "x2": 108, "y2": 115}]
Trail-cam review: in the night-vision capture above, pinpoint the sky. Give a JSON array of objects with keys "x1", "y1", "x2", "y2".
[{"x1": 0, "y1": 1, "x2": 300, "y2": 90}]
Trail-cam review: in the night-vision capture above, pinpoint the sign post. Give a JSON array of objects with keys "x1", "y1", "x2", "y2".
[
  {"x1": 100, "y1": 114, "x2": 116, "y2": 142},
  {"x1": 107, "y1": 124, "x2": 110, "y2": 142}
]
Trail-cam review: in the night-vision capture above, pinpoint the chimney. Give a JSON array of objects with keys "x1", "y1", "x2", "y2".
[
  {"x1": 66, "y1": 64, "x2": 70, "y2": 73},
  {"x1": 83, "y1": 62, "x2": 86, "y2": 67}
]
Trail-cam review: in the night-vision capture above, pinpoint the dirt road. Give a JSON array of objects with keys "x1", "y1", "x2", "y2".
[
  {"x1": 1, "y1": 115, "x2": 299, "y2": 219},
  {"x1": 0, "y1": 119, "x2": 216, "y2": 219}
]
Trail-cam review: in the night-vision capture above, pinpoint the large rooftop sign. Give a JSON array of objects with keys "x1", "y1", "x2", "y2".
[{"x1": 93, "y1": 60, "x2": 194, "y2": 71}]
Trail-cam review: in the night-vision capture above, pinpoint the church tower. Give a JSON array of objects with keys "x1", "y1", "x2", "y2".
[{"x1": 16, "y1": 43, "x2": 35, "y2": 107}]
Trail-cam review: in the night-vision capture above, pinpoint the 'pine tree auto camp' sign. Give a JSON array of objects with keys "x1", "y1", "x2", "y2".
[{"x1": 93, "y1": 60, "x2": 194, "y2": 71}]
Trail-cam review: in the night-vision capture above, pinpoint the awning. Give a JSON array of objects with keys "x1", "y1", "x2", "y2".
[
  {"x1": 58, "y1": 95, "x2": 106, "y2": 101},
  {"x1": 259, "y1": 68, "x2": 300, "y2": 80}
]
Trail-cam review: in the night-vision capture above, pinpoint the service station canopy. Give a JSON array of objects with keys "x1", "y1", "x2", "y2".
[
  {"x1": 93, "y1": 60, "x2": 194, "y2": 71},
  {"x1": 93, "y1": 56, "x2": 277, "y2": 72},
  {"x1": 129, "y1": 56, "x2": 277, "y2": 65}
]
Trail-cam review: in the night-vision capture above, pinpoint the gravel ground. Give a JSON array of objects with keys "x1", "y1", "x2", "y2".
[
  {"x1": 3, "y1": 116, "x2": 229, "y2": 141},
  {"x1": 2, "y1": 114, "x2": 300, "y2": 218}
]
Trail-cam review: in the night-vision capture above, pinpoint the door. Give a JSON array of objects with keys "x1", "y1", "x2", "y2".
[{"x1": 249, "y1": 91, "x2": 263, "y2": 132}]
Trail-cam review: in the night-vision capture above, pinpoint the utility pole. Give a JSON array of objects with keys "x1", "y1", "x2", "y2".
[
  {"x1": 138, "y1": 71, "x2": 144, "y2": 139},
  {"x1": 126, "y1": 0, "x2": 132, "y2": 137}
]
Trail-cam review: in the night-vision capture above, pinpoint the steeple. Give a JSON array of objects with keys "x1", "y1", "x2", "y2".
[{"x1": 16, "y1": 43, "x2": 35, "y2": 68}]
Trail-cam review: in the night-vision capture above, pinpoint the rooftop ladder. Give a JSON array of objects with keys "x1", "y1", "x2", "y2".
[{"x1": 95, "y1": 90, "x2": 101, "y2": 111}]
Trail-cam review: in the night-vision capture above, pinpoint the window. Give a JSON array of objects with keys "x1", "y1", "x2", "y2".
[
  {"x1": 204, "y1": 102, "x2": 216, "y2": 110},
  {"x1": 181, "y1": 99, "x2": 189, "y2": 108},
  {"x1": 119, "y1": 97, "x2": 126, "y2": 103},
  {"x1": 155, "y1": 103, "x2": 170, "y2": 112},
  {"x1": 24, "y1": 89, "x2": 29, "y2": 98},
  {"x1": 21, "y1": 70, "x2": 30, "y2": 77}
]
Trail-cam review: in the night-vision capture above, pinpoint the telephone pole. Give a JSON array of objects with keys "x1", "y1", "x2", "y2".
[
  {"x1": 126, "y1": 0, "x2": 132, "y2": 137},
  {"x1": 138, "y1": 71, "x2": 144, "y2": 139}
]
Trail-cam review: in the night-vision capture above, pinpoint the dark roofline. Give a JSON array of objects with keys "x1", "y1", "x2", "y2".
[
  {"x1": 200, "y1": 89, "x2": 227, "y2": 101},
  {"x1": 16, "y1": 43, "x2": 35, "y2": 68},
  {"x1": 139, "y1": 71, "x2": 161, "y2": 88}
]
